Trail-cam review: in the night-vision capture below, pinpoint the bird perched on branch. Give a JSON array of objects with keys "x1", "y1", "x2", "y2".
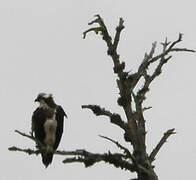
[{"x1": 31, "y1": 93, "x2": 67, "y2": 167}]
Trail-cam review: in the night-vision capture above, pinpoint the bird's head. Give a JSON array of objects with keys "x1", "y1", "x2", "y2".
[{"x1": 35, "y1": 93, "x2": 56, "y2": 108}]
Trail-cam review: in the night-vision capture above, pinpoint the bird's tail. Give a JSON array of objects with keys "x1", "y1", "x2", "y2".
[{"x1": 41, "y1": 151, "x2": 54, "y2": 168}]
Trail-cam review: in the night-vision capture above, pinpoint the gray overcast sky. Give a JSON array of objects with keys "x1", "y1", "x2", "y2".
[{"x1": 1, "y1": 0, "x2": 196, "y2": 179}]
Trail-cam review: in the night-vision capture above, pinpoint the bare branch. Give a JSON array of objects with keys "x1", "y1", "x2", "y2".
[
  {"x1": 8, "y1": 146, "x2": 40, "y2": 155},
  {"x1": 81, "y1": 105, "x2": 128, "y2": 131},
  {"x1": 167, "y1": 33, "x2": 183, "y2": 50},
  {"x1": 62, "y1": 157, "x2": 87, "y2": 164},
  {"x1": 83, "y1": 14, "x2": 112, "y2": 48},
  {"x1": 142, "y1": 106, "x2": 152, "y2": 112},
  {"x1": 149, "y1": 34, "x2": 194, "y2": 64},
  {"x1": 99, "y1": 135, "x2": 133, "y2": 158},
  {"x1": 127, "y1": 42, "x2": 157, "y2": 91},
  {"x1": 83, "y1": 27, "x2": 103, "y2": 39},
  {"x1": 15, "y1": 130, "x2": 43, "y2": 147},
  {"x1": 89, "y1": 15, "x2": 108, "y2": 31},
  {"x1": 15, "y1": 130, "x2": 35, "y2": 141},
  {"x1": 58, "y1": 149, "x2": 136, "y2": 171},
  {"x1": 83, "y1": 15, "x2": 125, "y2": 73},
  {"x1": 113, "y1": 18, "x2": 125, "y2": 51},
  {"x1": 83, "y1": 15, "x2": 106, "y2": 39},
  {"x1": 149, "y1": 128, "x2": 176, "y2": 162},
  {"x1": 82, "y1": 104, "x2": 112, "y2": 116},
  {"x1": 9, "y1": 146, "x2": 135, "y2": 171},
  {"x1": 137, "y1": 55, "x2": 172, "y2": 104},
  {"x1": 62, "y1": 150, "x2": 136, "y2": 171},
  {"x1": 82, "y1": 104, "x2": 134, "y2": 143},
  {"x1": 141, "y1": 42, "x2": 157, "y2": 66},
  {"x1": 170, "y1": 48, "x2": 195, "y2": 53},
  {"x1": 134, "y1": 33, "x2": 195, "y2": 110},
  {"x1": 130, "y1": 34, "x2": 194, "y2": 97},
  {"x1": 8, "y1": 145, "x2": 146, "y2": 174},
  {"x1": 9, "y1": 129, "x2": 136, "y2": 171}
]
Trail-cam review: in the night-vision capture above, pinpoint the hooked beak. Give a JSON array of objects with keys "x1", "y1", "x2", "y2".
[{"x1": 34, "y1": 98, "x2": 39, "y2": 102}]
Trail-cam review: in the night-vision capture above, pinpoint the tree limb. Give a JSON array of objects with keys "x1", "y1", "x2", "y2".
[
  {"x1": 15, "y1": 130, "x2": 35, "y2": 141},
  {"x1": 62, "y1": 150, "x2": 136, "y2": 171},
  {"x1": 113, "y1": 18, "x2": 125, "y2": 51},
  {"x1": 81, "y1": 105, "x2": 128, "y2": 131},
  {"x1": 8, "y1": 130, "x2": 136, "y2": 171},
  {"x1": 9, "y1": 146, "x2": 136, "y2": 171},
  {"x1": 82, "y1": 104, "x2": 134, "y2": 143},
  {"x1": 99, "y1": 135, "x2": 133, "y2": 158},
  {"x1": 8, "y1": 146, "x2": 40, "y2": 155},
  {"x1": 15, "y1": 130, "x2": 44, "y2": 148},
  {"x1": 149, "y1": 128, "x2": 176, "y2": 162},
  {"x1": 129, "y1": 34, "x2": 195, "y2": 95}
]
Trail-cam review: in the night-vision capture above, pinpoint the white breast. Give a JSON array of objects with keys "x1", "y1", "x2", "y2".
[{"x1": 44, "y1": 114, "x2": 57, "y2": 147}]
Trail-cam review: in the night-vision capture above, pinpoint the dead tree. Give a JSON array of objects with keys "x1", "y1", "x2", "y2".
[{"x1": 9, "y1": 15, "x2": 195, "y2": 180}]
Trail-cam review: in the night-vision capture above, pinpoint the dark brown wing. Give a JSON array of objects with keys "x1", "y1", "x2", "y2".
[
  {"x1": 53, "y1": 105, "x2": 67, "y2": 150},
  {"x1": 32, "y1": 107, "x2": 46, "y2": 147}
]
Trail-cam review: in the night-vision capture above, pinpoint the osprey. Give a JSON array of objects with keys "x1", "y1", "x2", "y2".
[{"x1": 31, "y1": 93, "x2": 67, "y2": 167}]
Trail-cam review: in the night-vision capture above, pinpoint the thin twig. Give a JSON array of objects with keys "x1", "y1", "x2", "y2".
[
  {"x1": 15, "y1": 130, "x2": 43, "y2": 147},
  {"x1": 170, "y1": 48, "x2": 195, "y2": 52},
  {"x1": 15, "y1": 130, "x2": 35, "y2": 141},
  {"x1": 99, "y1": 135, "x2": 133, "y2": 159}
]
